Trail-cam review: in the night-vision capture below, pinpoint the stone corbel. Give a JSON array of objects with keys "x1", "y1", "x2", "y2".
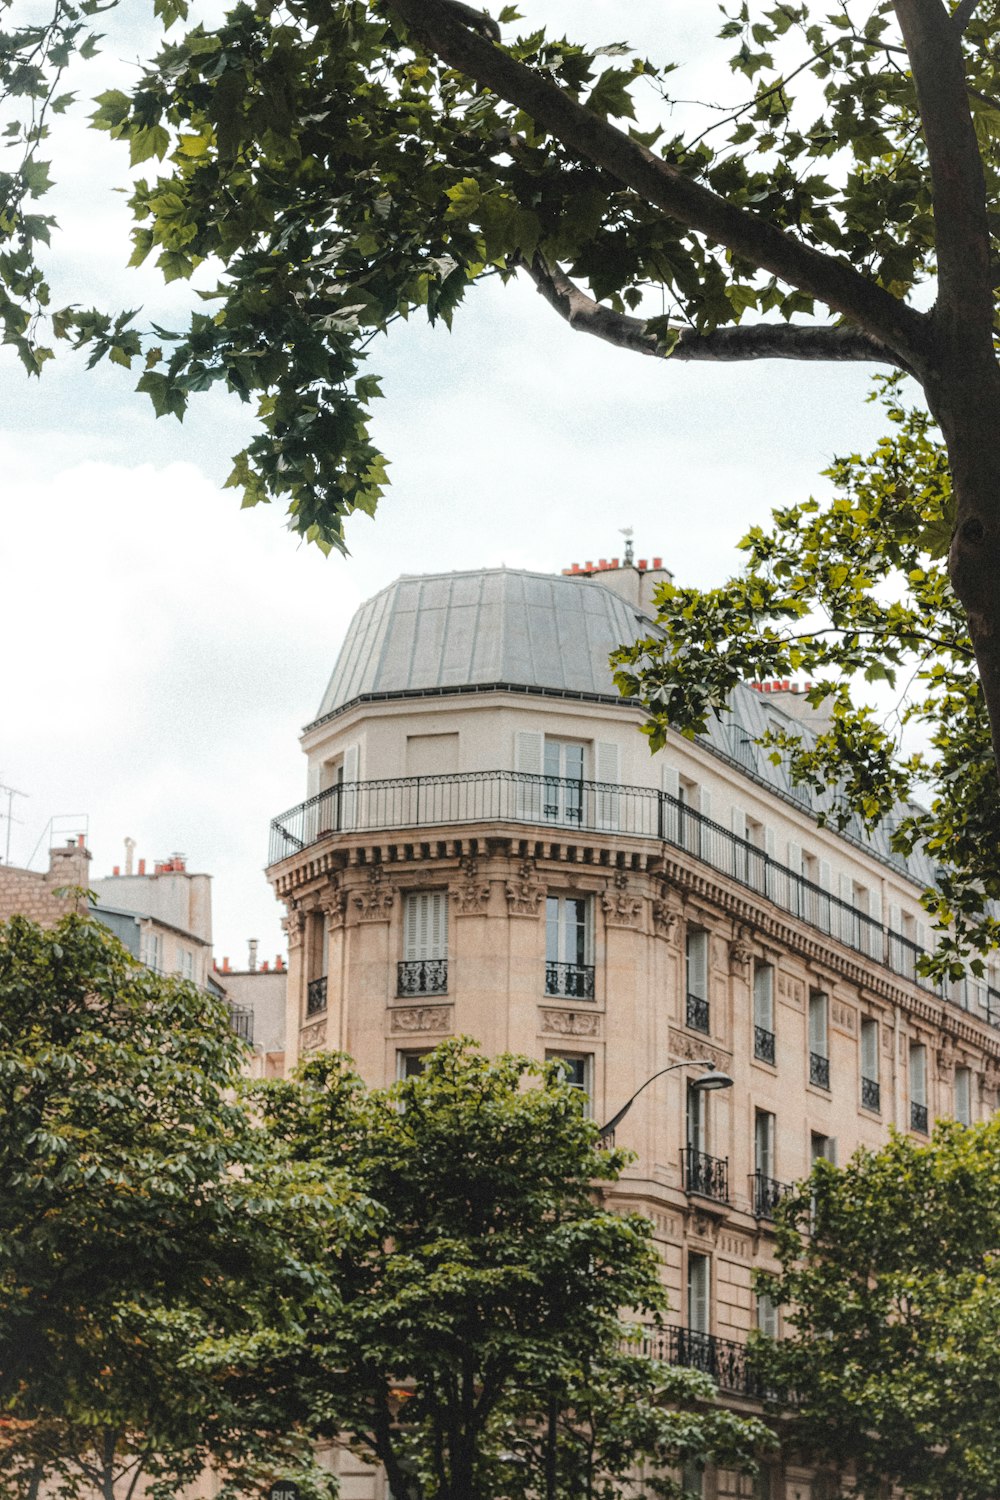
[
  {"x1": 353, "y1": 864, "x2": 395, "y2": 922},
  {"x1": 936, "y1": 1034, "x2": 956, "y2": 1081},
  {"x1": 281, "y1": 905, "x2": 307, "y2": 948},
  {"x1": 728, "y1": 923, "x2": 754, "y2": 976},
  {"x1": 506, "y1": 859, "x2": 543, "y2": 917},
  {"x1": 652, "y1": 880, "x2": 681, "y2": 942},
  {"x1": 601, "y1": 870, "x2": 643, "y2": 928},
  {"x1": 454, "y1": 854, "x2": 491, "y2": 916},
  {"x1": 318, "y1": 882, "x2": 348, "y2": 929}
]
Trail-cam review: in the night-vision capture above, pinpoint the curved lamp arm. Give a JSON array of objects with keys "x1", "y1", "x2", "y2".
[{"x1": 598, "y1": 1059, "x2": 727, "y2": 1143}]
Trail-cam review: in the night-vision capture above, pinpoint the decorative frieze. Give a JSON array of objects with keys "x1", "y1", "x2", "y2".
[
  {"x1": 831, "y1": 999, "x2": 857, "y2": 1036},
  {"x1": 778, "y1": 972, "x2": 805, "y2": 1009},
  {"x1": 668, "y1": 1028, "x2": 730, "y2": 1067},
  {"x1": 506, "y1": 859, "x2": 543, "y2": 917},
  {"x1": 601, "y1": 870, "x2": 643, "y2": 928},
  {"x1": 454, "y1": 855, "x2": 491, "y2": 916},
  {"x1": 390, "y1": 1005, "x2": 453, "y2": 1034},
  {"x1": 353, "y1": 864, "x2": 394, "y2": 922},
  {"x1": 540, "y1": 1008, "x2": 601, "y2": 1038},
  {"x1": 299, "y1": 1020, "x2": 326, "y2": 1052},
  {"x1": 719, "y1": 1230, "x2": 753, "y2": 1261}
]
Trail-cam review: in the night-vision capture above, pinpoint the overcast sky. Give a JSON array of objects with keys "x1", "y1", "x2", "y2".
[{"x1": 0, "y1": 0, "x2": 904, "y2": 967}]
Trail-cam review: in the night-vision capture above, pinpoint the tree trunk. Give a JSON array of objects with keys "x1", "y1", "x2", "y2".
[{"x1": 926, "y1": 350, "x2": 1000, "y2": 775}]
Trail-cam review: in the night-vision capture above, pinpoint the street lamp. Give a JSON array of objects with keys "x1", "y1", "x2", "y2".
[{"x1": 598, "y1": 1059, "x2": 733, "y2": 1145}]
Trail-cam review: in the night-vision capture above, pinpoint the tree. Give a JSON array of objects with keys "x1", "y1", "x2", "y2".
[
  {"x1": 0, "y1": 911, "x2": 343, "y2": 1500},
  {"x1": 251, "y1": 1041, "x2": 770, "y2": 1500},
  {"x1": 613, "y1": 378, "x2": 1000, "y2": 973},
  {"x1": 65, "y1": 0, "x2": 1000, "y2": 778},
  {"x1": 753, "y1": 1119, "x2": 1000, "y2": 1500}
]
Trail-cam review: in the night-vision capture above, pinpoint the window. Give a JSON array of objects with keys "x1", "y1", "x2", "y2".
[
  {"x1": 756, "y1": 1290, "x2": 779, "y2": 1338},
  {"x1": 687, "y1": 1253, "x2": 710, "y2": 1334},
  {"x1": 543, "y1": 738, "x2": 585, "y2": 825},
  {"x1": 685, "y1": 1084, "x2": 728, "y2": 1200},
  {"x1": 810, "y1": 1131, "x2": 836, "y2": 1165},
  {"x1": 755, "y1": 1109, "x2": 776, "y2": 1180},
  {"x1": 545, "y1": 895, "x2": 594, "y2": 999},
  {"x1": 546, "y1": 1051, "x2": 592, "y2": 1115},
  {"x1": 753, "y1": 961, "x2": 775, "y2": 1063},
  {"x1": 399, "y1": 891, "x2": 448, "y2": 996},
  {"x1": 176, "y1": 945, "x2": 195, "y2": 981},
  {"x1": 318, "y1": 743, "x2": 358, "y2": 834},
  {"x1": 910, "y1": 1042, "x2": 928, "y2": 1132},
  {"x1": 306, "y1": 910, "x2": 328, "y2": 1015},
  {"x1": 808, "y1": 990, "x2": 830, "y2": 1089},
  {"x1": 955, "y1": 1066, "x2": 972, "y2": 1125},
  {"x1": 396, "y1": 1050, "x2": 428, "y2": 1081},
  {"x1": 685, "y1": 927, "x2": 710, "y2": 1033},
  {"x1": 143, "y1": 929, "x2": 163, "y2": 973},
  {"x1": 687, "y1": 1079, "x2": 708, "y2": 1156},
  {"x1": 860, "y1": 1017, "x2": 880, "y2": 1111}
]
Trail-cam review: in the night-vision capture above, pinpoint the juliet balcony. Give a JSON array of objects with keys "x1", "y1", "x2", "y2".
[
  {"x1": 635, "y1": 1325, "x2": 762, "y2": 1400},
  {"x1": 268, "y1": 768, "x2": 1000, "y2": 1025}
]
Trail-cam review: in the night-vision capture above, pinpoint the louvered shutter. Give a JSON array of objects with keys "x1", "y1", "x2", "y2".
[
  {"x1": 404, "y1": 892, "x2": 447, "y2": 960},
  {"x1": 340, "y1": 743, "x2": 359, "y2": 831},
  {"x1": 514, "y1": 730, "x2": 543, "y2": 820},
  {"x1": 688, "y1": 1255, "x2": 710, "y2": 1333},
  {"x1": 867, "y1": 887, "x2": 883, "y2": 960},
  {"x1": 595, "y1": 740, "x2": 620, "y2": 830},
  {"x1": 661, "y1": 764, "x2": 680, "y2": 843},
  {"x1": 819, "y1": 860, "x2": 833, "y2": 936},
  {"x1": 838, "y1": 873, "x2": 854, "y2": 946},
  {"x1": 731, "y1": 807, "x2": 748, "y2": 882},
  {"x1": 687, "y1": 929, "x2": 708, "y2": 999}
]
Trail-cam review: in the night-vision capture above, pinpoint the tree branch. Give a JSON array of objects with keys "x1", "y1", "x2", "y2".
[
  {"x1": 517, "y1": 255, "x2": 911, "y2": 368},
  {"x1": 893, "y1": 0, "x2": 993, "y2": 339},
  {"x1": 389, "y1": 0, "x2": 931, "y2": 372},
  {"x1": 951, "y1": 0, "x2": 979, "y2": 31}
]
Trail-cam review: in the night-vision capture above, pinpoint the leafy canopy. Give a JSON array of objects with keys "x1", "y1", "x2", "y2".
[{"x1": 754, "y1": 1119, "x2": 1000, "y2": 1500}]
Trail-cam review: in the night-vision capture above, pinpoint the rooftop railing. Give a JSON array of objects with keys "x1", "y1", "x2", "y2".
[{"x1": 269, "y1": 769, "x2": 999, "y2": 1027}]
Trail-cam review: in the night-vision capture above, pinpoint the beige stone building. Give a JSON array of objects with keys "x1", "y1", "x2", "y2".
[
  {"x1": 0, "y1": 838, "x2": 92, "y2": 925},
  {"x1": 266, "y1": 559, "x2": 1000, "y2": 1500}
]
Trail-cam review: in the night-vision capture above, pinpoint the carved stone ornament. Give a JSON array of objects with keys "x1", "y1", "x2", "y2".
[
  {"x1": 936, "y1": 1034, "x2": 957, "y2": 1080},
  {"x1": 601, "y1": 869, "x2": 643, "y2": 928},
  {"x1": 652, "y1": 899, "x2": 680, "y2": 942},
  {"x1": 353, "y1": 864, "x2": 395, "y2": 922},
  {"x1": 454, "y1": 855, "x2": 491, "y2": 916},
  {"x1": 688, "y1": 1211, "x2": 719, "y2": 1245},
  {"x1": 668, "y1": 1027, "x2": 727, "y2": 1069},
  {"x1": 540, "y1": 1008, "x2": 601, "y2": 1038},
  {"x1": 390, "y1": 1005, "x2": 453, "y2": 1035},
  {"x1": 281, "y1": 906, "x2": 307, "y2": 948},
  {"x1": 728, "y1": 924, "x2": 754, "y2": 975},
  {"x1": 506, "y1": 859, "x2": 543, "y2": 917},
  {"x1": 299, "y1": 1019, "x2": 326, "y2": 1052},
  {"x1": 318, "y1": 884, "x2": 348, "y2": 929},
  {"x1": 979, "y1": 1057, "x2": 1000, "y2": 1102}
]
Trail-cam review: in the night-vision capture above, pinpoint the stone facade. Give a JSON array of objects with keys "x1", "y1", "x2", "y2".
[
  {"x1": 266, "y1": 564, "x2": 1000, "y2": 1500},
  {"x1": 0, "y1": 841, "x2": 91, "y2": 925}
]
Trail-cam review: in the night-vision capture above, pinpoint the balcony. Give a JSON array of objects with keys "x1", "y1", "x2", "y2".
[
  {"x1": 268, "y1": 769, "x2": 978, "y2": 1021},
  {"x1": 306, "y1": 975, "x2": 328, "y2": 1015},
  {"x1": 861, "y1": 1075, "x2": 881, "y2": 1112},
  {"x1": 911, "y1": 1100, "x2": 929, "y2": 1133},
  {"x1": 809, "y1": 1051, "x2": 830, "y2": 1090},
  {"x1": 544, "y1": 961, "x2": 595, "y2": 1000},
  {"x1": 686, "y1": 992, "x2": 710, "y2": 1034},
  {"x1": 397, "y1": 959, "x2": 448, "y2": 997},
  {"x1": 636, "y1": 1325, "x2": 761, "y2": 1399},
  {"x1": 754, "y1": 1024, "x2": 776, "y2": 1064},
  {"x1": 750, "y1": 1169, "x2": 792, "y2": 1220},
  {"x1": 683, "y1": 1146, "x2": 729, "y2": 1204},
  {"x1": 229, "y1": 1003, "x2": 254, "y2": 1045}
]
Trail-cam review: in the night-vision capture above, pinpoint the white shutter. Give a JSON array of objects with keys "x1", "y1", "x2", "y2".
[
  {"x1": 809, "y1": 992, "x2": 828, "y2": 1055},
  {"x1": 341, "y1": 743, "x2": 359, "y2": 830},
  {"x1": 867, "y1": 887, "x2": 883, "y2": 960},
  {"x1": 731, "y1": 807, "x2": 747, "y2": 840},
  {"x1": 787, "y1": 841, "x2": 802, "y2": 873},
  {"x1": 837, "y1": 873, "x2": 853, "y2": 945},
  {"x1": 731, "y1": 807, "x2": 748, "y2": 883},
  {"x1": 514, "y1": 730, "x2": 544, "y2": 820},
  {"x1": 699, "y1": 787, "x2": 713, "y2": 820},
  {"x1": 818, "y1": 860, "x2": 833, "y2": 935},
  {"x1": 687, "y1": 928, "x2": 708, "y2": 999},
  {"x1": 595, "y1": 740, "x2": 620, "y2": 830},
  {"x1": 404, "y1": 892, "x2": 447, "y2": 960},
  {"x1": 753, "y1": 963, "x2": 774, "y2": 1032},
  {"x1": 688, "y1": 1255, "x2": 710, "y2": 1333},
  {"x1": 661, "y1": 764, "x2": 680, "y2": 843}
]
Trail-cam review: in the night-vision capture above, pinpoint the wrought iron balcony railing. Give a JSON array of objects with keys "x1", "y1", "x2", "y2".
[
  {"x1": 683, "y1": 1146, "x2": 729, "y2": 1203},
  {"x1": 229, "y1": 1003, "x2": 254, "y2": 1045},
  {"x1": 861, "y1": 1075, "x2": 881, "y2": 1112},
  {"x1": 809, "y1": 1051, "x2": 830, "y2": 1089},
  {"x1": 635, "y1": 1325, "x2": 761, "y2": 1399},
  {"x1": 750, "y1": 1169, "x2": 792, "y2": 1220},
  {"x1": 268, "y1": 769, "x2": 1000, "y2": 1028},
  {"x1": 397, "y1": 959, "x2": 448, "y2": 997},
  {"x1": 754, "y1": 1024, "x2": 776, "y2": 1064},
  {"x1": 911, "y1": 1100, "x2": 929, "y2": 1133},
  {"x1": 686, "y1": 992, "x2": 710, "y2": 1033},
  {"x1": 544, "y1": 961, "x2": 595, "y2": 1000},
  {"x1": 306, "y1": 975, "x2": 328, "y2": 1015}
]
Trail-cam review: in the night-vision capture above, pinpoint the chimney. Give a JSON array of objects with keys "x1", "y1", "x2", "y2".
[
  {"x1": 248, "y1": 938, "x2": 259, "y2": 972},
  {"x1": 138, "y1": 858, "x2": 146, "y2": 875},
  {"x1": 124, "y1": 836, "x2": 135, "y2": 875},
  {"x1": 113, "y1": 865, "x2": 120, "y2": 877},
  {"x1": 261, "y1": 959, "x2": 270, "y2": 972},
  {"x1": 276, "y1": 955, "x2": 285, "y2": 972},
  {"x1": 222, "y1": 956, "x2": 230, "y2": 973}
]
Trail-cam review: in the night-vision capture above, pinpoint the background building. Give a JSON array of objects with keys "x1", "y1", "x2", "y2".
[{"x1": 265, "y1": 556, "x2": 1000, "y2": 1500}]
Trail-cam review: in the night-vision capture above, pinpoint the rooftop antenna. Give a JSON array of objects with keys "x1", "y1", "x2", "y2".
[
  {"x1": 619, "y1": 526, "x2": 635, "y2": 566},
  {"x1": 0, "y1": 779, "x2": 27, "y2": 866}
]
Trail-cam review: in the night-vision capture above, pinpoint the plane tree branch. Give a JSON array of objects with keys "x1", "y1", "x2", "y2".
[{"x1": 388, "y1": 0, "x2": 933, "y2": 374}]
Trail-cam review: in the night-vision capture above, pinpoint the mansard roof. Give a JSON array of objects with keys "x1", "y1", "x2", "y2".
[{"x1": 315, "y1": 566, "x2": 645, "y2": 717}]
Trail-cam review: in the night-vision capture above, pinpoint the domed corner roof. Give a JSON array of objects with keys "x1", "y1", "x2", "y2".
[{"x1": 313, "y1": 567, "x2": 647, "y2": 720}]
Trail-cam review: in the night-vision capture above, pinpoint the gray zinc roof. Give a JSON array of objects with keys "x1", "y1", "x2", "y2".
[{"x1": 315, "y1": 567, "x2": 645, "y2": 718}]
